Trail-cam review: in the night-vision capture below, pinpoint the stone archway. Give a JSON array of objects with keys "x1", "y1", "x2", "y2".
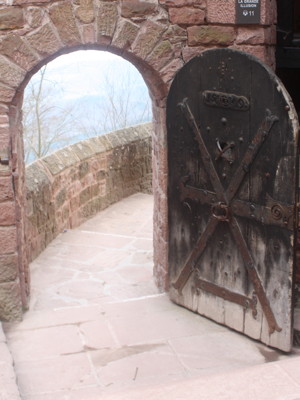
[
  {"x1": 0, "y1": 1, "x2": 173, "y2": 320},
  {"x1": 0, "y1": 0, "x2": 277, "y2": 320}
]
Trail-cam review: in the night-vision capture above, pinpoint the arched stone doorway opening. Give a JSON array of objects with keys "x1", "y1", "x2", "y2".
[{"x1": 0, "y1": 0, "x2": 179, "y2": 319}]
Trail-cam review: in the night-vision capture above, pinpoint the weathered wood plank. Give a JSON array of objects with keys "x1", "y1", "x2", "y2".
[{"x1": 167, "y1": 48, "x2": 298, "y2": 352}]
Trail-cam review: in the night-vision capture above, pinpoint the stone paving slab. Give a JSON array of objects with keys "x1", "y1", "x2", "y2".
[
  {"x1": 0, "y1": 323, "x2": 22, "y2": 400},
  {"x1": 2, "y1": 193, "x2": 300, "y2": 400},
  {"x1": 87, "y1": 359, "x2": 300, "y2": 400},
  {"x1": 13, "y1": 354, "x2": 300, "y2": 400}
]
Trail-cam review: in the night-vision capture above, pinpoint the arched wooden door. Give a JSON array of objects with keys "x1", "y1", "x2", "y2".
[{"x1": 167, "y1": 49, "x2": 299, "y2": 352}]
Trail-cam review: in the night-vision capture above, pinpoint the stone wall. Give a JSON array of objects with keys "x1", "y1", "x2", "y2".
[
  {"x1": 25, "y1": 123, "x2": 152, "y2": 264},
  {"x1": 0, "y1": 0, "x2": 278, "y2": 320}
]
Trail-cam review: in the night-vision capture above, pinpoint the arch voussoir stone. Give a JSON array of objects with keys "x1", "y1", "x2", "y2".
[
  {"x1": 0, "y1": 35, "x2": 40, "y2": 71},
  {"x1": 96, "y1": 1, "x2": 118, "y2": 44},
  {"x1": 0, "y1": 56, "x2": 26, "y2": 89},
  {"x1": 49, "y1": 2, "x2": 82, "y2": 46},
  {"x1": 111, "y1": 18, "x2": 139, "y2": 49}
]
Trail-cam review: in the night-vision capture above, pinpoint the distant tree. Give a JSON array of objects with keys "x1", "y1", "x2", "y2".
[
  {"x1": 73, "y1": 65, "x2": 152, "y2": 138},
  {"x1": 22, "y1": 66, "x2": 76, "y2": 163},
  {"x1": 22, "y1": 57, "x2": 152, "y2": 163}
]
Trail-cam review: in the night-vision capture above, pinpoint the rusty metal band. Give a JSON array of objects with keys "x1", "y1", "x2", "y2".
[
  {"x1": 172, "y1": 216, "x2": 219, "y2": 293},
  {"x1": 232, "y1": 198, "x2": 294, "y2": 231},
  {"x1": 180, "y1": 181, "x2": 294, "y2": 230},
  {"x1": 195, "y1": 276, "x2": 257, "y2": 315},
  {"x1": 179, "y1": 178, "x2": 217, "y2": 204},
  {"x1": 178, "y1": 98, "x2": 227, "y2": 203},
  {"x1": 229, "y1": 217, "x2": 282, "y2": 334},
  {"x1": 226, "y1": 109, "x2": 278, "y2": 203}
]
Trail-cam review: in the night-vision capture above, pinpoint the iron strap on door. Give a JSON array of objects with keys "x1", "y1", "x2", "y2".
[{"x1": 172, "y1": 99, "x2": 282, "y2": 334}]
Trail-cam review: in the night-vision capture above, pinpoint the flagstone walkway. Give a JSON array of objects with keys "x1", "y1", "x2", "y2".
[{"x1": 2, "y1": 193, "x2": 300, "y2": 400}]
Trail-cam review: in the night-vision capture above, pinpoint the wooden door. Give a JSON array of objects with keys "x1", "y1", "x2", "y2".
[{"x1": 167, "y1": 49, "x2": 299, "y2": 352}]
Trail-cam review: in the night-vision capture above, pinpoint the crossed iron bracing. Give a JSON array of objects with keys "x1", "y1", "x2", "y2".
[{"x1": 172, "y1": 98, "x2": 293, "y2": 334}]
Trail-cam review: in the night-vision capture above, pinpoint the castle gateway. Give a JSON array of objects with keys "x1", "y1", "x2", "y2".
[{"x1": 0, "y1": 0, "x2": 299, "y2": 351}]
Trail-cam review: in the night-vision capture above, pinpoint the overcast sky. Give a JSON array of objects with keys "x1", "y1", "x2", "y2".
[{"x1": 28, "y1": 50, "x2": 149, "y2": 101}]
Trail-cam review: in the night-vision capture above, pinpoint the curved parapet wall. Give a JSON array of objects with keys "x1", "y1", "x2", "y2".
[{"x1": 25, "y1": 123, "x2": 152, "y2": 263}]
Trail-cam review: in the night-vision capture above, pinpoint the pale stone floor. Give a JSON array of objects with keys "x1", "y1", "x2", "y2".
[{"x1": 3, "y1": 193, "x2": 300, "y2": 400}]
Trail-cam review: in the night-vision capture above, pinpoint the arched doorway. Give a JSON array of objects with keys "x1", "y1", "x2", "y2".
[
  {"x1": 0, "y1": 0, "x2": 179, "y2": 320},
  {"x1": 14, "y1": 45, "x2": 167, "y2": 315}
]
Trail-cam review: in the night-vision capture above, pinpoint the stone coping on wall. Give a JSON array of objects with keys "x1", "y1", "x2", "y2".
[{"x1": 25, "y1": 122, "x2": 153, "y2": 263}]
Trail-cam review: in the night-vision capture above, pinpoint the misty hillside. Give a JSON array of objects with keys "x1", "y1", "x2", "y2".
[{"x1": 23, "y1": 50, "x2": 152, "y2": 163}]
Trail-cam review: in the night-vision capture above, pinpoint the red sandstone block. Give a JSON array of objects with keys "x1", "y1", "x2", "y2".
[
  {"x1": 0, "y1": 177, "x2": 13, "y2": 202},
  {"x1": 0, "y1": 226, "x2": 17, "y2": 254},
  {"x1": 187, "y1": 25, "x2": 236, "y2": 46},
  {"x1": 99, "y1": 181, "x2": 106, "y2": 196},
  {"x1": 49, "y1": 2, "x2": 81, "y2": 46},
  {"x1": 0, "y1": 126, "x2": 9, "y2": 136},
  {"x1": 70, "y1": 196, "x2": 79, "y2": 212},
  {"x1": 236, "y1": 27, "x2": 265, "y2": 45},
  {"x1": 0, "y1": 128, "x2": 10, "y2": 152},
  {"x1": 260, "y1": 0, "x2": 277, "y2": 25},
  {"x1": 131, "y1": 20, "x2": 166, "y2": 60},
  {"x1": 155, "y1": 209, "x2": 168, "y2": 239},
  {"x1": 0, "y1": 105, "x2": 9, "y2": 114},
  {"x1": 0, "y1": 57, "x2": 25, "y2": 89},
  {"x1": 112, "y1": 18, "x2": 139, "y2": 50},
  {"x1": 0, "y1": 7, "x2": 24, "y2": 29},
  {"x1": 26, "y1": 6, "x2": 44, "y2": 29},
  {"x1": 169, "y1": 7, "x2": 205, "y2": 25},
  {"x1": 0, "y1": 35, "x2": 38, "y2": 71},
  {"x1": 89, "y1": 159, "x2": 100, "y2": 172},
  {"x1": 12, "y1": 0, "x2": 52, "y2": 3},
  {"x1": 0, "y1": 85, "x2": 15, "y2": 103},
  {"x1": 160, "y1": 58, "x2": 184, "y2": 86},
  {"x1": 82, "y1": 24, "x2": 96, "y2": 44},
  {"x1": 236, "y1": 44, "x2": 275, "y2": 69},
  {"x1": 0, "y1": 114, "x2": 8, "y2": 125},
  {"x1": 121, "y1": 0, "x2": 158, "y2": 18},
  {"x1": 26, "y1": 24, "x2": 61, "y2": 58},
  {"x1": 232, "y1": 45, "x2": 269, "y2": 65},
  {"x1": 0, "y1": 253, "x2": 18, "y2": 283},
  {"x1": 182, "y1": 45, "x2": 206, "y2": 63},
  {"x1": 160, "y1": 0, "x2": 206, "y2": 7},
  {"x1": 153, "y1": 236, "x2": 168, "y2": 289},
  {"x1": 0, "y1": 280, "x2": 22, "y2": 321},
  {"x1": 75, "y1": 0, "x2": 95, "y2": 24},
  {"x1": 0, "y1": 202, "x2": 16, "y2": 226},
  {"x1": 207, "y1": 0, "x2": 235, "y2": 24},
  {"x1": 0, "y1": 137, "x2": 10, "y2": 152},
  {"x1": 236, "y1": 27, "x2": 275, "y2": 45},
  {"x1": 69, "y1": 213, "x2": 81, "y2": 229},
  {"x1": 146, "y1": 40, "x2": 175, "y2": 71},
  {"x1": 74, "y1": 181, "x2": 83, "y2": 193},
  {"x1": 84, "y1": 173, "x2": 94, "y2": 186}
]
